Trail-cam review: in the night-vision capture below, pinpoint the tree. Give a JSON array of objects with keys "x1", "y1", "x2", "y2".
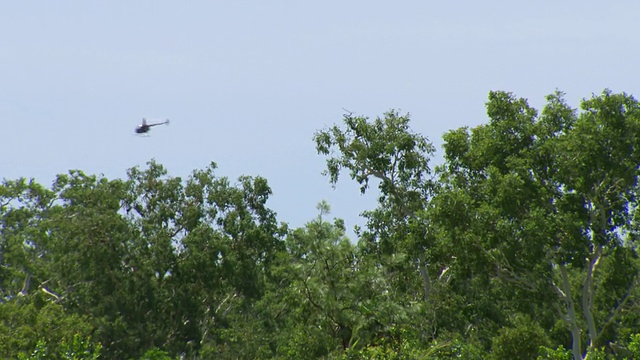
[
  {"x1": 314, "y1": 109, "x2": 504, "y2": 353},
  {"x1": 4, "y1": 88, "x2": 640, "y2": 359},
  {"x1": 314, "y1": 109, "x2": 437, "y2": 303},
  {"x1": 0, "y1": 177, "x2": 56, "y2": 301},
  {"x1": 438, "y1": 90, "x2": 640, "y2": 359},
  {"x1": 1, "y1": 160, "x2": 288, "y2": 359},
  {"x1": 120, "y1": 160, "x2": 287, "y2": 358}
]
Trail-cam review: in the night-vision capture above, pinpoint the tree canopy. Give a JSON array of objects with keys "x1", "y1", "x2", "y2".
[{"x1": 2, "y1": 89, "x2": 640, "y2": 359}]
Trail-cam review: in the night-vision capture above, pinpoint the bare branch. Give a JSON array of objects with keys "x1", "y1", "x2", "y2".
[
  {"x1": 598, "y1": 293, "x2": 632, "y2": 342},
  {"x1": 552, "y1": 282, "x2": 567, "y2": 300},
  {"x1": 341, "y1": 108, "x2": 354, "y2": 117},
  {"x1": 40, "y1": 286, "x2": 62, "y2": 301},
  {"x1": 18, "y1": 273, "x2": 31, "y2": 297}
]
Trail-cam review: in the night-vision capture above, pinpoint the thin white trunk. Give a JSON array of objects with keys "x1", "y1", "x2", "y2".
[
  {"x1": 582, "y1": 246, "x2": 602, "y2": 351},
  {"x1": 419, "y1": 258, "x2": 431, "y2": 302},
  {"x1": 18, "y1": 273, "x2": 31, "y2": 296},
  {"x1": 560, "y1": 263, "x2": 584, "y2": 360}
]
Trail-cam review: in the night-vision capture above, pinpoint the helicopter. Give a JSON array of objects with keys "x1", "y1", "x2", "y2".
[{"x1": 135, "y1": 118, "x2": 170, "y2": 134}]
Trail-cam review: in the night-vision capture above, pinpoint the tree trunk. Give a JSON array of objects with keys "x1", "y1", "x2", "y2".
[
  {"x1": 419, "y1": 257, "x2": 431, "y2": 302},
  {"x1": 582, "y1": 245, "x2": 602, "y2": 351},
  {"x1": 560, "y1": 264, "x2": 584, "y2": 360}
]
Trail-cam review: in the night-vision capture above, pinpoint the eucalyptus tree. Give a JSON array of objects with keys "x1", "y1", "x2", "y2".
[
  {"x1": 314, "y1": 109, "x2": 437, "y2": 303},
  {"x1": 0, "y1": 175, "x2": 107, "y2": 358},
  {"x1": 0, "y1": 177, "x2": 56, "y2": 301},
  {"x1": 314, "y1": 108, "x2": 516, "y2": 350},
  {"x1": 439, "y1": 90, "x2": 640, "y2": 359},
  {"x1": 314, "y1": 91, "x2": 640, "y2": 359}
]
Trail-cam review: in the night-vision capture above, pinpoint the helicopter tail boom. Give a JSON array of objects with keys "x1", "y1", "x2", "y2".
[{"x1": 147, "y1": 119, "x2": 170, "y2": 127}]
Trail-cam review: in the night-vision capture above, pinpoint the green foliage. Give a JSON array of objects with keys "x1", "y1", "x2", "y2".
[
  {"x1": 0, "y1": 297, "x2": 94, "y2": 359},
  {"x1": 428, "y1": 337, "x2": 486, "y2": 360},
  {"x1": 314, "y1": 109, "x2": 435, "y2": 195},
  {"x1": 537, "y1": 345, "x2": 572, "y2": 360},
  {"x1": 3, "y1": 89, "x2": 640, "y2": 359},
  {"x1": 137, "y1": 348, "x2": 174, "y2": 360},
  {"x1": 59, "y1": 334, "x2": 102, "y2": 360},
  {"x1": 17, "y1": 340, "x2": 48, "y2": 360},
  {"x1": 490, "y1": 315, "x2": 549, "y2": 360},
  {"x1": 626, "y1": 333, "x2": 640, "y2": 358},
  {"x1": 18, "y1": 335, "x2": 101, "y2": 360}
]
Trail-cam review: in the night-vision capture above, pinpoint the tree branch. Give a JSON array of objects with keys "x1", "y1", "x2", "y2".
[
  {"x1": 302, "y1": 277, "x2": 341, "y2": 327},
  {"x1": 360, "y1": 169, "x2": 416, "y2": 219},
  {"x1": 18, "y1": 273, "x2": 31, "y2": 297},
  {"x1": 597, "y1": 292, "x2": 632, "y2": 343}
]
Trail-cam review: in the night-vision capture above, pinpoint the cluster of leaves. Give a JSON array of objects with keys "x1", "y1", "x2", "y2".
[
  {"x1": 18, "y1": 334, "x2": 102, "y2": 360},
  {"x1": 2, "y1": 89, "x2": 640, "y2": 359}
]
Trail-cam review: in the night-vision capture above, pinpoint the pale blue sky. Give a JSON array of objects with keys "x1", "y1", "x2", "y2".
[{"x1": 2, "y1": 2, "x2": 639, "y2": 234}]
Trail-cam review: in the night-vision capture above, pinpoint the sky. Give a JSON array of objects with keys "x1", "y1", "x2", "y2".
[{"x1": 2, "y1": 1, "x2": 639, "y2": 236}]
